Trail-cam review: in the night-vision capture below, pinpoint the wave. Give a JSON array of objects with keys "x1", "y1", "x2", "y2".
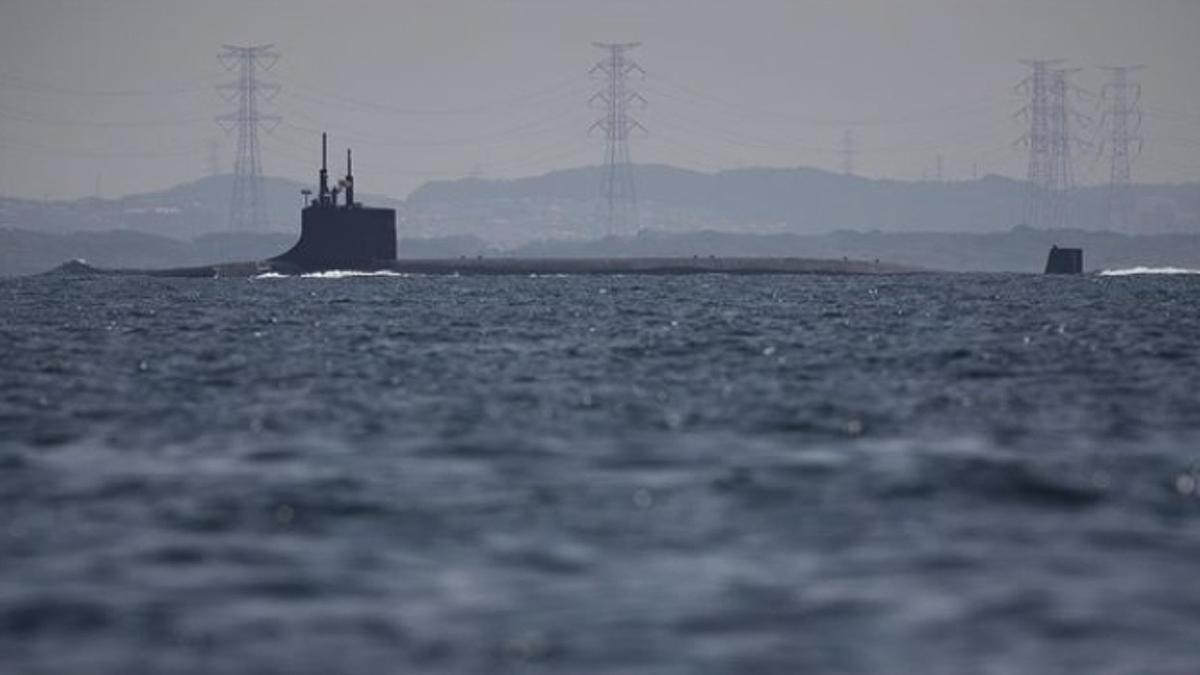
[
  {"x1": 1099, "y1": 267, "x2": 1200, "y2": 276},
  {"x1": 254, "y1": 270, "x2": 406, "y2": 280}
]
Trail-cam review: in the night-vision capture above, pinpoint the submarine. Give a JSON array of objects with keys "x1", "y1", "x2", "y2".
[{"x1": 45, "y1": 132, "x2": 923, "y2": 278}]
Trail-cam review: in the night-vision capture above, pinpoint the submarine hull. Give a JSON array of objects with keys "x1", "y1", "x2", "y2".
[{"x1": 45, "y1": 256, "x2": 924, "y2": 278}]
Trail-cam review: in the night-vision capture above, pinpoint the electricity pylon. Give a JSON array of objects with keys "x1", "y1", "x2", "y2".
[
  {"x1": 590, "y1": 42, "x2": 646, "y2": 236},
  {"x1": 1099, "y1": 65, "x2": 1145, "y2": 230},
  {"x1": 216, "y1": 44, "x2": 281, "y2": 232},
  {"x1": 1018, "y1": 60, "x2": 1086, "y2": 228},
  {"x1": 1046, "y1": 67, "x2": 1085, "y2": 229},
  {"x1": 1017, "y1": 59, "x2": 1062, "y2": 228}
]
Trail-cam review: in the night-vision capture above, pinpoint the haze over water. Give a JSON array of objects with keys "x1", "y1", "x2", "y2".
[
  {"x1": 2, "y1": 272, "x2": 1198, "y2": 674},
  {"x1": 2, "y1": 0, "x2": 1199, "y2": 199}
]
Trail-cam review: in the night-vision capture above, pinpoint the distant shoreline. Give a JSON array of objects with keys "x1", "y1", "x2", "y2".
[{"x1": 11, "y1": 226, "x2": 1200, "y2": 277}]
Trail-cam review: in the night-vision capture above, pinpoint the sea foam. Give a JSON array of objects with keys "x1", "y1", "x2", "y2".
[
  {"x1": 1099, "y1": 267, "x2": 1200, "y2": 276},
  {"x1": 254, "y1": 270, "x2": 406, "y2": 279}
]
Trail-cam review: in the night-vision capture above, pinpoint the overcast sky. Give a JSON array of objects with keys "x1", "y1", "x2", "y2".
[{"x1": 1, "y1": 0, "x2": 1198, "y2": 200}]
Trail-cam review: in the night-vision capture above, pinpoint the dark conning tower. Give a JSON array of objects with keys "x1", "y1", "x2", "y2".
[
  {"x1": 1044, "y1": 245, "x2": 1083, "y2": 274},
  {"x1": 272, "y1": 133, "x2": 397, "y2": 271}
]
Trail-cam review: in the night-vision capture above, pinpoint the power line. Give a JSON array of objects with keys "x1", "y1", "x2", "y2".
[
  {"x1": 263, "y1": 130, "x2": 595, "y2": 181},
  {"x1": 274, "y1": 70, "x2": 589, "y2": 117},
  {"x1": 0, "y1": 134, "x2": 209, "y2": 159},
  {"x1": 637, "y1": 105, "x2": 833, "y2": 154},
  {"x1": 590, "y1": 42, "x2": 646, "y2": 236},
  {"x1": 640, "y1": 101, "x2": 1012, "y2": 158},
  {"x1": 279, "y1": 102, "x2": 590, "y2": 149},
  {"x1": 642, "y1": 126, "x2": 754, "y2": 172},
  {"x1": 644, "y1": 72, "x2": 1006, "y2": 128},
  {"x1": 1142, "y1": 104, "x2": 1200, "y2": 123},
  {"x1": 0, "y1": 102, "x2": 210, "y2": 128},
  {"x1": 0, "y1": 71, "x2": 215, "y2": 97},
  {"x1": 216, "y1": 44, "x2": 281, "y2": 232}
]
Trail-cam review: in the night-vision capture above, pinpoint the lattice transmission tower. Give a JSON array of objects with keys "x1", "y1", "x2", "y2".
[
  {"x1": 1046, "y1": 67, "x2": 1086, "y2": 229},
  {"x1": 1099, "y1": 65, "x2": 1144, "y2": 230},
  {"x1": 1017, "y1": 59, "x2": 1061, "y2": 228},
  {"x1": 1017, "y1": 60, "x2": 1086, "y2": 228},
  {"x1": 589, "y1": 42, "x2": 646, "y2": 236},
  {"x1": 216, "y1": 44, "x2": 281, "y2": 232}
]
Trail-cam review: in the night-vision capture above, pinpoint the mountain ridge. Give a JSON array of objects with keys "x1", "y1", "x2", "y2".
[{"x1": 2, "y1": 165, "x2": 1198, "y2": 246}]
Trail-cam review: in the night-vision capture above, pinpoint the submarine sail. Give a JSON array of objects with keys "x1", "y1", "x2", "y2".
[{"x1": 272, "y1": 133, "x2": 397, "y2": 272}]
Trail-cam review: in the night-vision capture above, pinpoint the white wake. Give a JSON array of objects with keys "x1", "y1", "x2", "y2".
[
  {"x1": 254, "y1": 270, "x2": 406, "y2": 279},
  {"x1": 1098, "y1": 267, "x2": 1200, "y2": 276},
  {"x1": 302, "y1": 270, "x2": 405, "y2": 279}
]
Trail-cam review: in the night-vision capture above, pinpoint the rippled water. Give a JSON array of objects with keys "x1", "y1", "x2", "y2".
[{"x1": 2, "y1": 272, "x2": 1199, "y2": 674}]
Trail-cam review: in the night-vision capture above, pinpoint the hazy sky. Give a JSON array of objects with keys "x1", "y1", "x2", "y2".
[{"x1": 1, "y1": 0, "x2": 1198, "y2": 200}]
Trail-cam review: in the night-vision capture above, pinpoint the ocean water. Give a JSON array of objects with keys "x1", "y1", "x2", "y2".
[{"x1": 1, "y1": 272, "x2": 1199, "y2": 675}]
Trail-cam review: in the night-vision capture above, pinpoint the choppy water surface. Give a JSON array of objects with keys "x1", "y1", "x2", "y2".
[{"x1": 2, "y1": 273, "x2": 1199, "y2": 675}]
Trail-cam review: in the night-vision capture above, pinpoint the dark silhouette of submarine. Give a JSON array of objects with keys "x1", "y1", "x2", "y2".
[
  {"x1": 1044, "y1": 245, "x2": 1083, "y2": 274},
  {"x1": 271, "y1": 133, "x2": 397, "y2": 273}
]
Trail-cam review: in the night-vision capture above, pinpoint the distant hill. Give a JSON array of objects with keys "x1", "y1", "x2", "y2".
[
  {"x1": 1, "y1": 163, "x2": 1197, "y2": 257},
  {"x1": 0, "y1": 175, "x2": 404, "y2": 239},
  {"x1": 407, "y1": 165, "x2": 1200, "y2": 244}
]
